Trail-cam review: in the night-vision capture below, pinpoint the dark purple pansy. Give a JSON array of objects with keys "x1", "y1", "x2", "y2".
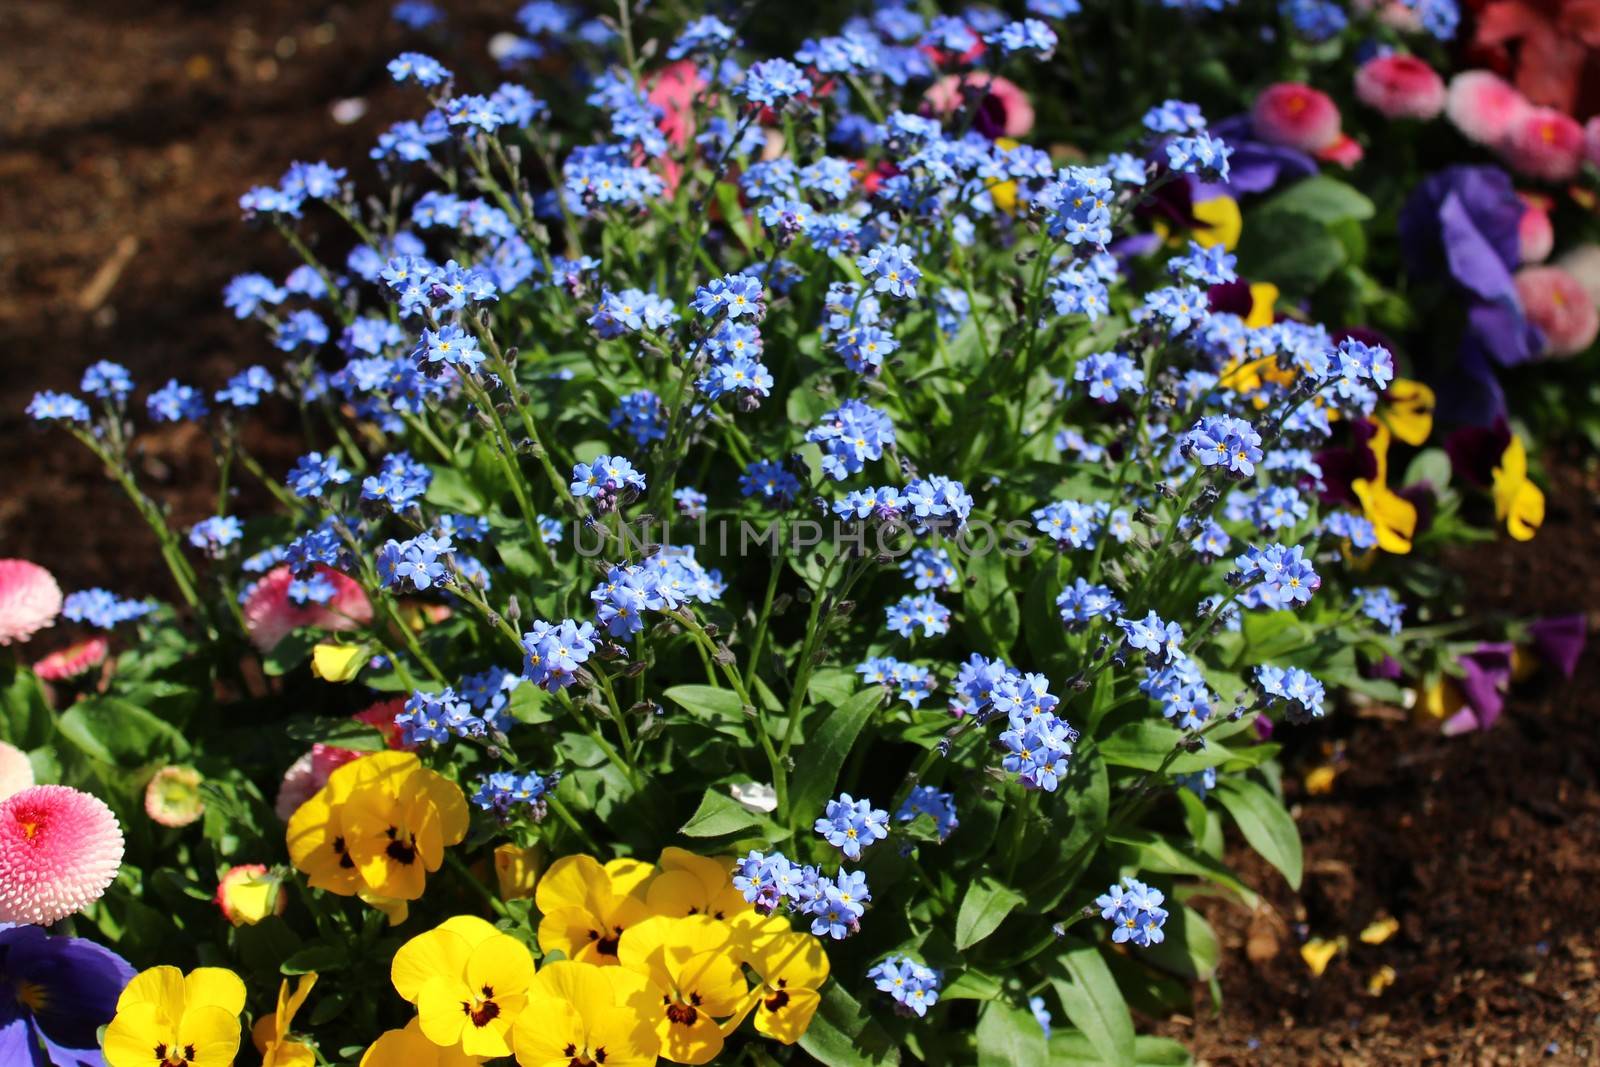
[
  {"x1": 1196, "y1": 116, "x2": 1319, "y2": 199},
  {"x1": 1443, "y1": 419, "x2": 1512, "y2": 487},
  {"x1": 1442, "y1": 642, "x2": 1515, "y2": 734},
  {"x1": 0, "y1": 923, "x2": 134, "y2": 1067},
  {"x1": 1528, "y1": 615, "x2": 1587, "y2": 680}
]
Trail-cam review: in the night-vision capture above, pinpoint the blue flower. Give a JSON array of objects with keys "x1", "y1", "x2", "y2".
[
  {"x1": 388, "y1": 51, "x2": 451, "y2": 86},
  {"x1": 1074, "y1": 351, "x2": 1143, "y2": 403},
  {"x1": 215, "y1": 365, "x2": 276, "y2": 408},
  {"x1": 1096, "y1": 877, "x2": 1169, "y2": 947},
  {"x1": 868, "y1": 954, "x2": 941, "y2": 1017},
  {"x1": 26, "y1": 392, "x2": 90, "y2": 424},
  {"x1": 188, "y1": 516, "x2": 243, "y2": 557},
  {"x1": 900, "y1": 547, "x2": 956, "y2": 591},
  {"x1": 739, "y1": 459, "x2": 801, "y2": 506},
  {"x1": 571, "y1": 455, "x2": 646, "y2": 511},
  {"x1": 668, "y1": 15, "x2": 738, "y2": 59},
  {"x1": 895, "y1": 786, "x2": 958, "y2": 841},
  {"x1": 691, "y1": 274, "x2": 764, "y2": 320},
  {"x1": 1184, "y1": 415, "x2": 1263, "y2": 476},
  {"x1": 63, "y1": 588, "x2": 155, "y2": 628},
  {"x1": 814, "y1": 793, "x2": 890, "y2": 861},
  {"x1": 986, "y1": 18, "x2": 1057, "y2": 57},
  {"x1": 609, "y1": 390, "x2": 667, "y2": 447},
  {"x1": 146, "y1": 379, "x2": 209, "y2": 422},
  {"x1": 1166, "y1": 131, "x2": 1233, "y2": 182},
  {"x1": 413, "y1": 324, "x2": 485, "y2": 374},
  {"x1": 521, "y1": 618, "x2": 598, "y2": 690},
  {"x1": 1257, "y1": 665, "x2": 1327, "y2": 722},
  {"x1": 885, "y1": 594, "x2": 950, "y2": 639},
  {"x1": 738, "y1": 58, "x2": 813, "y2": 107},
  {"x1": 1354, "y1": 586, "x2": 1406, "y2": 635},
  {"x1": 806, "y1": 400, "x2": 896, "y2": 480},
  {"x1": 856, "y1": 244, "x2": 921, "y2": 299},
  {"x1": 1056, "y1": 578, "x2": 1122, "y2": 627},
  {"x1": 286, "y1": 452, "x2": 352, "y2": 499},
  {"x1": 376, "y1": 532, "x2": 452, "y2": 591}
]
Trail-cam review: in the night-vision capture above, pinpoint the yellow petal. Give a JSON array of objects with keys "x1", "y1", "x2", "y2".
[
  {"x1": 1504, "y1": 479, "x2": 1545, "y2": 541},
  {"x1": 184, "y1": 968, "x2": 247, "y2": 1015},
  {"x1": 264, "y1": 1038, "x2": 318, "y2": 1067},
  {"x1": 676, "y1": 947, "x2": 749, "y2": 1017},
  {"x1": 1359, "y1": 916, "x2": 1400, "y2": 945},
  {"x1": 103, "y1": 1002, "x2": 176, "y2": 1067},
  {"x1": 116, "y1": 966, "x2": 187, "y2": 1013},
  {"x1": 466, "y1": 934, "x2": 537, "y2": 1001},
  {"x1": 415, "y1": 974, "x2": 471, "y2": 1050},
  {"x1": 1366, "y1": 965, "x2": 1397, "y2": 996},
  {"x1": 311, "y1": 642, "x2": 367, "y2": 682},
  {"x1": 495, "y1": 843, "x2": 543, "y2": 901},
  {"x1": 415, "y1": 767, "x2": 470, "y2": 847},
  {"x1": 175, "y1": 1003, "x2": 244, "y2": 1065},
  {"x1": 1303, "y1": 765, "x2": 1339, "y2": 795},
  {"x1": 510, "y1": 995, "x2": 587, "y2": 1066},
  {"x1": 754, "y1": 984, "x2": 821, "y2": 1045},
  {"x1": 1380, "y1": 379, "x2": 1435, "y2": 446},
  {"x1": 605, "y1": 857, "x2": 658, "y2": 900},
  {"x1": 1191, "y1": 194, "x2": 1242, "y2": 251},
  {"x1": 658, "y1": 1004, "x2": 727, "y2": 1065},
  {"x1": 1245, "y1": 282, "x2": 1279, "y2": 329},
  {"x1": 746, "y1": 932, "x2": 830, "y2": 990},
  {"x1": 1301, "y1": 937, "x2": 1341, "y2": 977},
  {"x1": 393, "y1": 925, "x2": 480, "y2": 1003},
  {"x1": 1417, "y1": 676, "x2": 1466, "y2": 722},
  {"x1": 537, "y1": 854, "x2": 609, "y2": 915},
  {"x1": 360, "y1": 1020, "x2": 486, "y2": 1067},
  {"x1": 1351, "y1": 479, "x2": 1416, "y2": 555}
]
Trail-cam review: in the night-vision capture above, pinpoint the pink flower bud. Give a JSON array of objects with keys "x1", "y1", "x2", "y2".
[
  {"x1": 1252, "y1": 83, "x2": 1342, "y2": 153},
  {"x1": 1355, "y1": 55, "x2": 1446, "y2": 121},
  {"x1": 1518, "y1": 194, "x2": 1554, "y2": 264}
]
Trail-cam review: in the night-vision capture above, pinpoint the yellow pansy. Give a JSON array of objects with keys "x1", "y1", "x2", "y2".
[
  {"x1": 496, "y1": 843, "x2": 543, "y2": 901},
  {"x1": 252, "y1": 974, "x2": 317, "y2": 1067},
  {"x1": 311, "y1": 642, "x2": 368, "y2": 683},
  {"x1": 536, "y1": 854, "x2": 655, "y2": 966},
  {"x1": 360, "y1": 1020, "x2": 484, "y2": 1067},
  {"x1": 1359, "y1": 916, "x2": 1400, "y2": 945},
  {"x1": 1191, "y1": 194, "x2": 1242, "y2": 251},
  {"x1": 1416, "y1": 675, "x2": 1466, "y2": 724},
  {"x1": 103, "y1": 966, "x2": 246, "y2": 1067},
  {"x1": 1350, "y1": 423, "x2": 1417, "y2": 555},
  {"x1": 1491, "y1": 434, "x2": 1545, "y2": 541},
  {"x1": 512, "y1": 960, "x2": 661, "y2": 1067},
  {"x1": 1377, "y1": 379, "x2": 1435, "y2": 447},
  {"x1": 618, "y1": 916, "x2": 750, "y2": 1065},
  {"x1": 415, "y1": 932, "x2": 537, "y2": 1058},
  {"x1": 1300, "y1": 937, "x2": 1342, "y2": 977},
  {"x1": 986, "y1": 138, "x2": 1022, "y2": 215},
  {"x1": 645, "y1": 848, "x2": 749, "y2": 923},
  {"x1": 745, "y1": 932, "x2": 829, "y2": 1045},
  {"x1": 286, "y1": 752, "x2": 468, "y2": 907}
]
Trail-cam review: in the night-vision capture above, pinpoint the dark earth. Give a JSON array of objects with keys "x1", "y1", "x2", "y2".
[{"x1": 3, "y1": 3, "x2": 1596, "y2": 1064}]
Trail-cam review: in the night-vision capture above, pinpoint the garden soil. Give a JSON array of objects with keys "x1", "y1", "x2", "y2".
[{"x1": 3, "y1": 4, "x2": 1597, "y2": 1064}]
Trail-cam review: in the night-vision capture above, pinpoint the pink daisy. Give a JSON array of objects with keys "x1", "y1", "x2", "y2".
[
  {"x1": 33, "y1": 636, "x2": 110, "y2": 683},
  {"x1": 0, "y1": 741, "x2": 35, "y2": 802},
  {"x1": 1445, "y1": 71, "x2": 1530, "y2": 148},
  {"x1": 1519, "y1": 193, "x2": 1555, "y2": 265},
  {"x1": 1251, "y1": 83, "x2": 1342, "y2": 153},
  {"x1": 0, "y1": 784, "x2": 124, "y2": 925},
  {"x1": 1516, "y1": 265, "x2": 1600, "y2": 358},
  {"x1": 241, "y1": 564, "x2": 373, "y2": 653},
  {"x1": 1354, "y1": 55, "x2": 1446, "y2": 121},
  {"x1": 1502, "y1": 107, "x2": 1585, "y2": 183},
  {"x1": 924, "y1": 74, "x2": 1035, "y2": 139},
  {"x1": 0, "y1": 560, "x2": 62, "y2": 646}
]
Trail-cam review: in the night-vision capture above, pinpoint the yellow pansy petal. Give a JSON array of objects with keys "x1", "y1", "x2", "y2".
[
  {"x1": 511, "y1": 996, "x2": 587, "y2": 1066},
  {"x1": 1506, "y1": 480, "x2": 1544, "y2": 541},
  {"x1": 265, "y1": 1039, "x2": 318, "y2": 1067},
  {"x1": 659, "y1": 1004, "x2": 728, "y2": 1065},
  {"x1": 184, "y1": 968, "x2": 247, "y2": 1015},
  {"x1": 1245, "y1": 282, "x2": 1279, "y2": 328},
  {"x1": 537, "y1": 854, "x2": 609, "y2": 914},
  {"x1": 415, "y1": 974, "x2": 471, "y2": 1050},
  {"x1": 1351, "y1": 479, "x2": 1416, "y2": 555},
  {"x1": 393, "y1": 927, "x2": 476, "y2": 1003},
  {"x1": 175, "y1": 1003, "x2": 244, "y2": 1065},
  {"x1": 116, "y1": 965, "x2": 187, "y2": 1013},
  {"x1": 582, "y1": 1001, "x2": 664, "y2": 1067},
  {"x1": 755, "y1": 984, "x2": 821, "y2": 1045},
  {"x1": 416, "y1": 767, "x2": 470, "y2": 846},
  {"x1": 1366, "y1": 965, "x2": 1397, "y2": 996},
  {"x1": 1191, "y1": 194, "x2": 1242, "y2": 251},
  {"x1": 103, "y1": 1002, "x2": 174, "y2": 1067},
  {"x1": 605, "y1": 857, "x2": 657, "y2": 900},
  {"x1": 748, "y1": 932, "x2": 830, "y2": 990},
  {"x1": 677, "y1": 947, "x2": 748, "y2": 1017},
  {"x1": 279, "y1": 973, "x2": 317, "y2": 1031},
  {"x1": 645, "y1": 869, "x2": 709, "y2": 918},
  {"x1": 1381, "y1": 379, "x2": 1435, "y2": 446},
  {"x1": 466, "y1": 934, "x2": 537, "y2": 1000},
  {"x1": 311, "y1": 642, "x2": 367, "y2": 682},
  {"x1": 495, "y1": 844, "x2": 542, "y2": 901}
]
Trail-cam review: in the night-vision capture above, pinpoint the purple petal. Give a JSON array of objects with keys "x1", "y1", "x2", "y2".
[{"x1": 1529, "y1": 615, "x2": 1588, "y2": 680}]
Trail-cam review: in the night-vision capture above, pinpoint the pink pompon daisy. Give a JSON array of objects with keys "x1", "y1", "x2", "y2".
[
  {"x1": 241, "y1": 564, "x2": 373, "y2": 653},
  {"x1": 0, "y1": 741, "x2": 35, "y2": 802},
  {"x1": 33, "y1": 636, "x2": 110, "y2": 683},
  {"x1": 924, "y1": 73, "x2": 1034, "y2": 139},
  {"x1": 0, "y1": 560, "x2": 63, "y2": 646},
  {"x1": 0, "y1": 784, "x2": 124, "y2": 925},
  {"x1": 144, "y1": 766, "x2": 205, "y2": 828}
]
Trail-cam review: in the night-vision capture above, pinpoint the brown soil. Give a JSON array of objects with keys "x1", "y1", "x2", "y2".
[{"x1": 3, "y1": 5, "x2": 1598, "y2": 1065}]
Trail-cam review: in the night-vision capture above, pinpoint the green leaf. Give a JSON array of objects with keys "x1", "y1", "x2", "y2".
[
  {"x1": 284, "y1": 718, "x2": 387, "y2": 752},
  {"x1": 787, "y1": 687, "x2": 882, "y2": 822},
  {"x1": 1097, "y1": 721, "x2": 1239, "y2": 773},
  {"x1": 1048, "y1": 942, "x2": 1136, "y2": 1067},
  {"x1": 1050, "y1": 1033, "x2": 1193, "y2": 1066},
  {"x1": 1105, "y1": 831, "x2": 1257, "y2": 906},
  {"x1": 1020, "y1": 740, "x2": 1108, "y2": 912},
  {"x1": 1234, "y1": 211, "x2": 1345, "y2": 295},
  {"x1": 1140, "y1": 903, "x2": 1220, "y2": 982},
  {"x1": 1214, "y1": 778, "x2": 1303, "y2": 890},
  {"x1": 0, "y1": 665, "x2": 54, "y2": 750},
  {"x1": 280, "y1": 945, "x2": 347, "y2": 975},
  {"x1": 942, "y1": 968, "x2": 1003, "y2": 1001},
  {"x1": 798, "y1": 979, "x2": 901, "y2": 1067},
  {"x1": 56, "y1": 698, "x2": 189, "y2": 768},
  {"x1": 679, "y1": 789, "x2": 770, "y2": 839},
  {"x1": 955, "y1": 876, "x2": 1024, "y2": 950},
  {"x1": 713, "y1": 181, "x2": 756, "y2": 252},
  {"x1": 976, "y1": 1000, "x2": 1046, "y2": 1067},
  {"x1": 663, "y1": 685, "x2": 746, "y2": 722},
  {"x1": 963, "y1": 549, "x2": 1020, "y2": 658},
  {"x1": 1263, "y1": 175, "x2": 1375, "y2": 224}
]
